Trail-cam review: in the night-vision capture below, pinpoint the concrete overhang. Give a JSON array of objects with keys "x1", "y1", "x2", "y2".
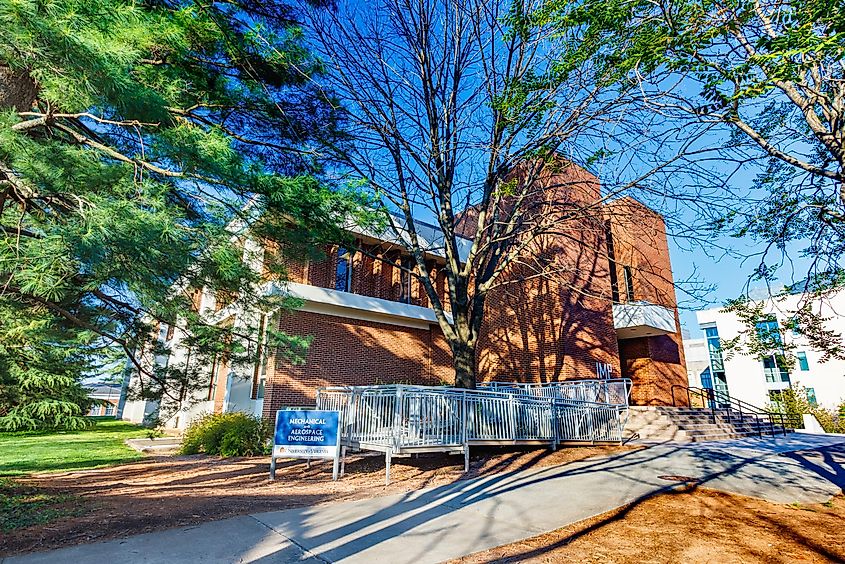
[
  {"x1": 267, "y1": 281, "x2": 452, "y2": 329},
  {"x1": 613, "y1": 301, "x2": 676, "y2": 340}
]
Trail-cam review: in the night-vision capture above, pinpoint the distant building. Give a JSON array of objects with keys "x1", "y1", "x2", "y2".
[
  {"x1": 683, "y1": 337, "x2": 712, "y2": 390},
  {"x1": 86, "y1": 383, "x2": 122, "y2": 417},
  {"x1": 695, "y1": 291, "x2": 845, "y2": 410}
]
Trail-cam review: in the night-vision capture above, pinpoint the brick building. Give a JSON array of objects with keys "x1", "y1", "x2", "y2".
[{"x1": 124, "y1": 164, "x2": 688, "y2": 428}]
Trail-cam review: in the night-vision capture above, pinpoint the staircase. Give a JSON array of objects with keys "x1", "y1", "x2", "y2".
[
  {"x1": 625, "y1": 386, "x2": 799, "y2": 443},
  {"x1": 626, "y1": 406, "x2": 790, "y2": 442}
]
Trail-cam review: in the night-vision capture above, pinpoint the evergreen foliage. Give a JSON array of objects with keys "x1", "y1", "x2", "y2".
[{"x1": 0, "y1": 0, "x2": 368, "y2": 429}]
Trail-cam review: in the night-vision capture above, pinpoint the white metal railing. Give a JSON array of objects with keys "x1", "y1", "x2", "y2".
[
  {"x1": 315, "y1": 382, "x2": 629, "y2": 454},
  {"x1": 477, "y1": 379, "x2": 631, "y2": 407}
]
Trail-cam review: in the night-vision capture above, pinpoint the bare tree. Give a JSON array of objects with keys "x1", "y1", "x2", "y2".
[{"x1": 305, "y1": 0, "x2": 669, "y2": 387}]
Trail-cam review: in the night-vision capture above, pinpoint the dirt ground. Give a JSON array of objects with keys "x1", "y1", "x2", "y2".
[
  {"x1": 455, "y1": 487, "x2": 845, "y2": 564},
  {"x1": 0, "y1": 445, "x2": 627, "y2": 556}
]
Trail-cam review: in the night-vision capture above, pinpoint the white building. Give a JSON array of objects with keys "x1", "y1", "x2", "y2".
[
  {"x1": 694, "y1": 291, "x2": 845, "y2": 410},
  {"x1": 682, "y1": 337, "x2": 711, "y2": 389}
]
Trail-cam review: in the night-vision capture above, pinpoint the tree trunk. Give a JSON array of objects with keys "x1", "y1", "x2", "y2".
[
  {"x1": 452, "y1": 341, "x2": 477, "y2": 389},
  {"x1": 0, "y1": 66, "x2": 37, "y2": 111}
]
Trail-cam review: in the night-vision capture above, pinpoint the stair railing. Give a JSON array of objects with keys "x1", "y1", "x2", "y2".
[{"x1": 671, "y1": 385, "x2": 798, "y2": 437}]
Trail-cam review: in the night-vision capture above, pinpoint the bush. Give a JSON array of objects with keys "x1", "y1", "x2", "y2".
[
  {"x1": 769, "y1": 385, "x2": 845, "y2": 434},
  {"x1": 180, "y1": 412, "x2": 271, "y2": 457}
]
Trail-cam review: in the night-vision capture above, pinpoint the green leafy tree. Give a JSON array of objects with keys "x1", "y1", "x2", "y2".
[
  {"x1": 0, "y1": 0, "x2": 366, "y2": 429},
  {"x1": 537, "y1": 0, "x2": 845, "y2": 355},
  {"x1": 768, "y1": 384, "x2": 845, "y2": 433}
]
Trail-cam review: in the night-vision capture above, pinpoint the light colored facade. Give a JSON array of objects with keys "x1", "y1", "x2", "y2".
[
  {"x1": 695, "y1": 291, "x2": 845, "y2": 410},
  {"x1": 682, "y1": 337, "x2": 711, "y2": 390}
]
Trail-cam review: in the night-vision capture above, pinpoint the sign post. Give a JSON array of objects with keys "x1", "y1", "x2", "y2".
[{"x1": 270, "y1": 409, "x2": 341, "y2": 481}]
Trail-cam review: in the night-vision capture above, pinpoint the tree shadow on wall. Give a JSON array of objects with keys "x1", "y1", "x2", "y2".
[{"x1": 477, "y1": 226, "x2": 619, "y2": 384}]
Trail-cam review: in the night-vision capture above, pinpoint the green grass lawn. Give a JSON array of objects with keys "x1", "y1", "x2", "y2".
[{"x1": 0, "y1": 419, "x2": 149, "y2": 476}]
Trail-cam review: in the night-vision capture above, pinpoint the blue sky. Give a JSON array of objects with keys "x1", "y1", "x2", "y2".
[{"x1": 668, "y1": 223, "x2": 812, "y2": 338}]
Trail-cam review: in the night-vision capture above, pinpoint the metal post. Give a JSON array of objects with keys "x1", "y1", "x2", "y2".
[
  {"x1": 385, "y1": 449, "x2": 392, "y2": 485},
  {"x1": 340, "y1": 446, "x2": 347, "y2": 477},
  {"x1": 462, "y1": 391, "x2": 469, "y2": 473},
  {"x1": 345, "y1": 391, "x2": 354, "y2": 445},
  {"x1": 269, "y1": 456, "x2": 276, "y2": 480},
  {"x1": 509, "y1": 396, "x2": 517, "y2": 440},
  {"x1": 332, "y1": 451, "x2": 340, "y2": 481},
  {"x1": 392, "y1": 386, "x2": 403, "y2": 453},
  {"x1": 708, "y1": 389, "x2": 716, "y2": 423}
]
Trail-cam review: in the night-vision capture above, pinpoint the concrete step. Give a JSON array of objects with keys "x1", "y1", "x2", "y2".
[{"x1": 625, "y1": 406, "x2": 791, "y2": 443}]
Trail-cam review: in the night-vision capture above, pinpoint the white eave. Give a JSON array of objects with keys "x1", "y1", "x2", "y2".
[
  {"x1": 613, "y1": 301, "x2": 676, "y2": 339},
  {"x1": 268, "y1": 281, "x2": 452, "y2": 329}
]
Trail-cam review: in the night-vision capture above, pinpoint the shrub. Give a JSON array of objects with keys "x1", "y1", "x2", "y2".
[{"x1": 180, "y1": 412, "x2": 271, "y2": 457}]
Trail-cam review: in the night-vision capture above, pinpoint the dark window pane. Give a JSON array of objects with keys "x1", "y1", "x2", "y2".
[
  {"x1": 399, "y1": 257, "x2": 413, "y2": 303},
  {"x1": 623, "y1": 266, "x2": 635, "y2": 301},
  {"x1": 335, "y1": 248, "x2": 351, "y2": 292}
]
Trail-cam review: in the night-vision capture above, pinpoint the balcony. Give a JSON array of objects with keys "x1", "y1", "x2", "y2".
[{"x1": 612, "y1": 301, "x2": 676, "y2": 340}]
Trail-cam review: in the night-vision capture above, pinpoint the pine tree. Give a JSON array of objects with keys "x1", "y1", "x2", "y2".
[{"x1": 0, "y1": 0, "x2": 364, "y2": 429}]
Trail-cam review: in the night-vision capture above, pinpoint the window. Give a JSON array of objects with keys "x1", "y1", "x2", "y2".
[
  {"x1": 703, "y1": 325, "x2": 730, "y2": 395},
  {"x1": 623, "y1": 266, "x2": 635, "y2": 301},
  {"x1": 699, "y1": 367, "x2": 713, "y2": 389},
  {"x1": 399, "y1": 257, "x2": 413, "y2": 304},
  {"x1": 797, "y1": 351, "x2": 810, "y2": 371},
  {"x1": 755, "y1": 318, "x2": 783, "y2": 346},
  {"x1": 704, "y1": 327, "x2": 725, "y2": 372},
  {"x1": 105, "y1": 404, "x2": 115, "y2": 416},
  {"x1": 790, "y1": 317, "x2": 802, "y2": 336},
  {"x1": 768, "y1": 389, "x2": 784, "y2": 410},
  {"x1": 335, "y1": 247, "x2": 353, "y2": 292},
  {"x1": 763, "y1": 356, "x2": 790, "y2": 383},
  {"x1": 806, "y1": 387, "x2": 818, "y2": 405},
  {"x1": 165, "y1": 323, "x2": 175, "y2": 341}
]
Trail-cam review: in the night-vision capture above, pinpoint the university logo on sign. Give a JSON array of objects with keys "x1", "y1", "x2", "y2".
[
  {"x1": 271, "y1": 409, "x2": 342, "y2": 480},
  {"x1": 273, "y1": 409, "x2": 340, "y2": 458}
]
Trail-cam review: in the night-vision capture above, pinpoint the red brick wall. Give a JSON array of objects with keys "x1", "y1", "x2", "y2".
[
  {"x1": 265, "y1": 241, "x2": 451, "y2": 311},
  {"x1": 604, "y1": 197, "x2": 688, "y2": 406},
  {"x1": 473, "y1": 163, "x2": 621, "y2": 383},
  {"x1": 259, "y1": 167, "x2": 686, "y2": 410},
  {"x1": 262, "y1": 310, "x2": 452, "y2": 415}
]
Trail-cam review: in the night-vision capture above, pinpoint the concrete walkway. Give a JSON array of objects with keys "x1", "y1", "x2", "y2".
[{"x1": 5, "y1": 434, "x2": 845, "y2": 564}]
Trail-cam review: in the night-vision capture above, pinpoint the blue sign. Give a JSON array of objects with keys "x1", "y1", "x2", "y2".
[{"x1": 273, "y1": 410, "x2": 340, "y2": 459}]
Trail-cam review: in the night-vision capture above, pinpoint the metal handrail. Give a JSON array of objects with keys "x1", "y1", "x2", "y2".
[
  {"x1": 671, "y1": 385, "x2": 799, "y2": 436},
  {"x1": 478, "y1": 378, "x2": 632, "y2": 408},
  {"x1": 316, "y1": 383, "x2": 630, "y2": 454}
]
